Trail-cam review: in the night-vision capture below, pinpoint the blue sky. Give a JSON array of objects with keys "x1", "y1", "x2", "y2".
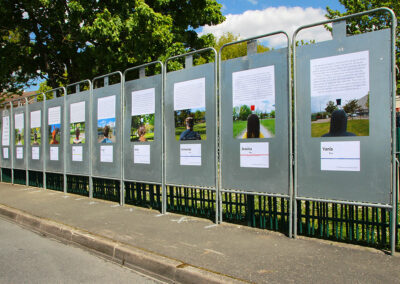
[{"x1": 25, "y1": 1, "x2": 346, "y2": 92}]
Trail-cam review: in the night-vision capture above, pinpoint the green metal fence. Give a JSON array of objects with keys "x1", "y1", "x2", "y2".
[
  {"x1": 92, "y1": 178, "x2": 120, "y2": 203},
  {"x1": 125, "y1": 182, "x2": 162, "y2": 210},
  {"x1": 67, "y1": 175, "x2": 89, "y2": 197},
  {"x1": 166, "y1": 186, "x2": 216, "y2": 220},
  {"x1": 1, "y1": 168, "x2": 11, "y2": 183},
  {"x1": 46, "y1": 173, "x2": 64, "y2": 192},
  {"x1": 28, "y1": 171, "x2": 43, "y2": 188},
  {"x1": 13, "y1": 169, "x2": 26, "y2": 185}
]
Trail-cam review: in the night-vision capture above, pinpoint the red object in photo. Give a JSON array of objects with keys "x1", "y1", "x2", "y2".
[{"x1": 251, "y1": 105, "x2": 255, "y2": 111}]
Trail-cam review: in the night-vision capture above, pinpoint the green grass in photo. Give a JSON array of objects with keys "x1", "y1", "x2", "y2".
[
  {"x1": 233, "y1": 120, "x2": 247, "y2": 138},
  {"x1": 260, "y1": 119, "x2": 275, "y2": 135},
  {"x1": 311, "y1": 119, "x2": 369, "y2": 137}
]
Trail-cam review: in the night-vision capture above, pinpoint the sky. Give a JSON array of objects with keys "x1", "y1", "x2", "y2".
[{"x1": 25, "y1": 0, "x2": 345, "y2": 92}]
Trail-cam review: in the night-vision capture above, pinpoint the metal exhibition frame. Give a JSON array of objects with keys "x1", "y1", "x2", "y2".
[
  {"x1": 66, "y1": 80, "x2": 93, "y2": 197},
  {"x1": 10, "y1": 96, "x2": 28, "y2": 185},
  {"x1": 292, "y1": 8, "x2": 397, "y2": 254},
  {"x1": 122, "y1": 61, "x2": 165, "y2": 212},
  {"x1": 92, "y1": 72, "x2": 124, "y2": 205},
  {"x1": 27, "y1": 93, "x2": 45, "y2": 184},
  {"x1": 43, "y1": 87, "x2": 67, "y2": 191},
  {"x1": 164, "y1": 48, "x2": 218, "y2": 221},
  {"x1": 218, "y1": 32, "x2": 293, "y2": 236}
]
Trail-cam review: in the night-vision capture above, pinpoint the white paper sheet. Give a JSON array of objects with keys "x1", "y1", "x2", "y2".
[
  {"x1": 180, "y1": 144, "x2": 201, "y2": 166},
  {"x1": 16, "y1": 147, "x2": 23, "y2": 159},
  {"x1": 72, "y1": 146, "x2": 83, "y2": 161},
  {"x1": 30, "y1": 110, "x2": 41, "y2": 128},
  {"x1": 174, "y1": 78, "x2": 205, "y2": 111},
  {"x1": 2, "y1": 116, "x2": 10, "y2": 146},
  {"x1": 48, "y1": 106, "x2": 61, "y2": 125},
  {"x1": 131, "y1": 88, "x2": 155, "y2": 116},
  {"x1": 240, "y1": 142, "x2": 269, "y2": 168},
  {"x1": 14, "y1": 113, "x2": 24, "y2": 130},
  {"x1": 50, "y1": 146, "x2": 59, "y2": 161},
  {"x1": 321, "y1": 141, "x2": 360, "y2": 171},
  {"x1": 133, "y1": 145, "x2": 150, "y2": 164},
  {"x1": 310, "y1": 51, "x2": 369, "y2": 113},
  {"x1": 32, "y1": 147, "x2": 40, "y2": 160},
  {"x1": 100, "y1": 145, "x2": 113, "y2": 162},
  {"x1": 70, "y1": 101, "x2": 85, "y2": 123},
  {"x1": 3, "y1": 147, "x2": 8, "y2": 159},
  {"x1": 97, "y1": 96, "x2": 116, "y2": 120},
  {"x1": 232, "y1": 65, "x2": 275, "y2": 106}
]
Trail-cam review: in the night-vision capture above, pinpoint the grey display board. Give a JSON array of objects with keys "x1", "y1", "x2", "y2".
[
  {"x1": 123, "y1": 70, "x2": 162, "y2": 183},
  {"x1": 165, "y1": 61, "x2": 216, "y2": 187},
  {"x1": 92, "y1": 76, "x2": 122, "y2": 179},
  {"x1": 65, "y1": 86, "x2": 91, "y2": 176},
  {"x1": 27, "y1": 98, "x2": 44, "y2": 171},
  {"x1": 44, "y1": 96, "x2": 65, "y2": 174},
  {"x1": 295, "y1": 24, "x2": 392, "y2": 204},
  {"x1": 12, "y1": 104, "x2": 27, "y2": 170},
  {"x1": 220, "y1": 48, "x2": 290, "y2": 194},
  {"x1": 1, "y1": 108, "x2": 11, "y2": 168}
]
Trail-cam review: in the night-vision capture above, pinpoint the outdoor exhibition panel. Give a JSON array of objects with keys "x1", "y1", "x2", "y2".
[
  {"x1": 165, "y1": 50, "x2": 217, "y2": 187},
  {"x1": 92, "y1": 73, "x2": 122, "y2": 179},
  {"x1": 27, "y1": 96, "x2": 44, "y2": 171},
  {"x1": 1, "y1": 107, "x2": 12, "y2": 169},
  {"x1": 65, "y1": 81, "x2": 91, "y2": 176},
  {"x1": 44, "y1": 91, "x2": 65, "y2": 174},
  {"x1": 123, "y1": 63, "x2": 163, "y2": 184},
  {"x1": 294, "y1": 11, "x2": 395, "y2": 205},
  {"x1": 220, "y1": 34, "x2": 290, "y2": 195},
  {"x1": 12, "y1": 101, "x2": 27, "y2": 170}
]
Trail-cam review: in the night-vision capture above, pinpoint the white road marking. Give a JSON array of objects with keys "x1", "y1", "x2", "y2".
[{"x1": 204, "y1": 224, "x2": 218, "y2": 229}]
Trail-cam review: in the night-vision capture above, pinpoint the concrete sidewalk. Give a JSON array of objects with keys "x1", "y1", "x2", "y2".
[{"x1": 0, "y1": 183, "x2": 399, "y2": 283}]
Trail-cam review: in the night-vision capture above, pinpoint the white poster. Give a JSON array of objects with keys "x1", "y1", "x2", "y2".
[
  {"x1": 97, "y1": 95, "x2": 116, "y2": 120},
  {"x1": 70, "y1": 101, "x2": 85, "y2": 123},
  {"x1": 2, "y1": 116, "x2": 10, "y2": 146},
  {"x1": 16, "y1": 147, "x2": 23, "y2": 159},
  {"x1": 180, "y1": 144, "x2": 201, "y2": 166},
  {"x1": 133, "y1": 145, "x2": 150, "y2": 164},
  {"x1": 32, "y1": 147, "x2": 40, "y2": 160},
  {"x1": 30, "y1": 110, "x2": 41, "y2": 128},
  {"x1": 72, "y1": 146, "x2": 83, "y2": 161},
  {"x1": 240, "y1": 142, "x2": 269, "y2": 168},
  {"x1": 14, "y1": 113, "x2": 24, "y2": 130},
  {"x1": 50, "y1": 146, "x2": 59, "y2": 161},
  {"x1": 48, "y1": 106, "x2": 61, "y2": 125},
  {"x1": 3, "y1": 147, "x2": 8, "y2": 159},
  {"x1": 100, "y1": 145, "x2": 113, "y2": 162},
  {"x1": 131, "y1": 88, "x2": 155, "y2": 116},
  {"x1": 321, "y1": 141, "x2": 360, "y2": 171},
  {"x1": 174, "y1": 78, "x2": 205, "y2": 111},
  {"x1": 232, "y1": 65, "x2": 275, "y2": 106}
]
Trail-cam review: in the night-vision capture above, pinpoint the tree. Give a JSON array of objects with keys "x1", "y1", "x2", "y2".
[
  {"x1": 326, "y1": 1, "x2": 400, "y2": 95},
  {"x1": 343, "y1": 99, "x2": 362, "y2": 116},
  {"x1": 325, "y1": 100, "x2": 338, "y2": 115},
  {"x1": 239, "y1": 105, "x2": 252, "y2": 121},
  {"x1": 0, "y1": 0, "x2": 225, "y2": 93}
]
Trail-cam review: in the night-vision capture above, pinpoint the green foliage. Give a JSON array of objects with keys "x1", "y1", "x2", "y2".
[
  {"x1": 325, "y1": 100, "x2": 338, "y2": 115},
  {"x1": 239, "y1": 105, "x2": 252, "y2": 121},
  {"x1": 343, "y1": 99, "x2": 362, "y2": 115},
  {"x1": 0, "y1": 0, "x2": 225, "y2": 93},
  {"x1": 326, "y1": 1, "x2": 400, "y2": 95}
]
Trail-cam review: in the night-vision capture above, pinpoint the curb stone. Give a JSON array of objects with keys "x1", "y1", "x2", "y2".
[{"x1": 0, "y1": 204, "x2": 246, "y2": 283}]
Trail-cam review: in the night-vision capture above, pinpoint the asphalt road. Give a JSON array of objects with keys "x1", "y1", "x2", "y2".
[{"x1": 0, "y1": 217, "x2": 164, "y2": 284}]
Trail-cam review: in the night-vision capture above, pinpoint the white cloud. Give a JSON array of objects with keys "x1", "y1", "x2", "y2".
[{"x1": 200, "y1": 6, "x2": 332, "y2": 47}]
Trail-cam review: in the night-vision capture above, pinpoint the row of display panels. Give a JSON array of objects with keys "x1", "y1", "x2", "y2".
[{"x1": 0, "y1": 21, "x2": 394, "y2": 205}]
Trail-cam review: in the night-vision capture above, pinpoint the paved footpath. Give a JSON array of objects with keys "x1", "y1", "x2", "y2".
[{"x1": 0, "y1": 183, "x2": 399, "y2": 283}]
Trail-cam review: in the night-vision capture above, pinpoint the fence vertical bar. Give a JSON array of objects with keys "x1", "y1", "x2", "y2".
[{"x1": 10, "y1": 101, "x2": 14, "y2": 184}]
